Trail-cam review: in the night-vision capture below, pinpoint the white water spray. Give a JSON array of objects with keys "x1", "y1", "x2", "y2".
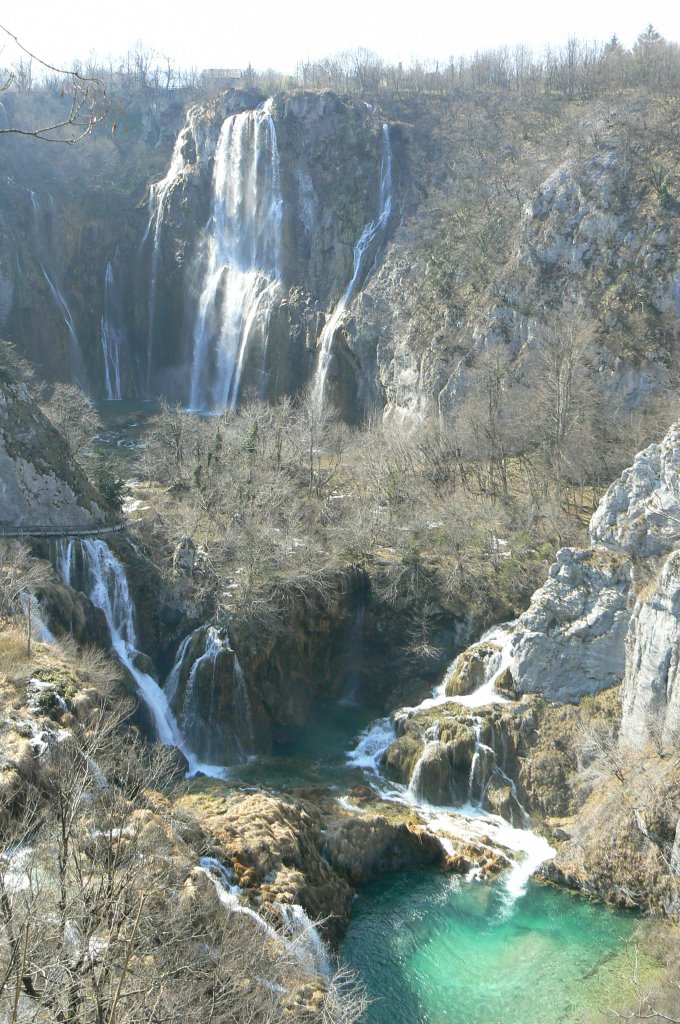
[
  {"x1": 313, "y1": 124, "x2": 393, "y2": 412},
  {"x1": 188, "y1": 101, "x2": 283, "y2": 412},
  {"x1": 28, "y1": 190, "x2": 88, "y2": 391},
  {"x1": 58, "y1": 538, "x2": 226, "y2": 778},
  {"x1": 100, "y1": 261, "x2": 123, "y2": 400}
]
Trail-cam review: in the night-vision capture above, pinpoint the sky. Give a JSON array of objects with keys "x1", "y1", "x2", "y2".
[{"x1": 2, "y1": 0, "x2": 679, "y2": 74}]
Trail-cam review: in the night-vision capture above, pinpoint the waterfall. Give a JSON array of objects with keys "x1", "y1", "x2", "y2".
[
  {"x1": 345, "y1": 637, "x2": 555, "y2": 901},
  {"x1": 200, "y1": 861, "x2": 334, "y2": 978},
  {"x1": 275, "y1": 903, "x2": 333, "y2": 979},
  {"x1": 313, "y1": 124, "x2": 393, "y2": 413},
  {"x1": 57, "y1": 538, "x2": 226, "y2": 778},
  {"x1": 28, "y1": 190, "x2": 88, "y2": 392},
  {"x1": 164, "y1": 624, "x2": 255, "y2": 763},
  {"x1": 188, "y1": 101, "x2": 283, "y2": 413},
  {"x1": 339, "y1": 604, "x2": 366, "y2": 706},
  {"x1": 143, "y1": 109, "x2": 201, "y2": 395},
  {"x1": 100, "y1": 261, "x2": 124, "y2": 400},
  {"x1": 407, "y1": 723, "x2": 443, "y2": 803},
  {"x1": 19, "y1": 592, "x2": 55, "y2": 644}
]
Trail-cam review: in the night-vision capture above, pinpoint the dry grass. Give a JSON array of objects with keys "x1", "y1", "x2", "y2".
[{"x1": 0, "y1": 622, "x2": 123, "y2": 705}]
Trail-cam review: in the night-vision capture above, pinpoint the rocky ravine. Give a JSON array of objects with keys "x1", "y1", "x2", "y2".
[{"x1": 385, "y1": 422, "x2": 680, "y2": 912}]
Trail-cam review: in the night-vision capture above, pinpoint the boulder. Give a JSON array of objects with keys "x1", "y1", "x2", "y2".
[{"x1": 323, "y1": 815, "x2": 444, "y2": 885}]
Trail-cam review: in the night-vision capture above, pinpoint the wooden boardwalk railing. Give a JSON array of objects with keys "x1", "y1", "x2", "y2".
[{"x1": 0, "y1": 522, "x2": 127, "y2": 540}]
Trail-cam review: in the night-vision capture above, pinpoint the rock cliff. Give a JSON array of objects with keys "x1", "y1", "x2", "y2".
[
  {"x1": 0, "y1": 379, "x2": 106, "y2": 528},
  {"x1": 381, "y1": 422, "x2": 680, "y2": 911},
  {"x1": 4, "y1": 86, "x2": 679, "y2": 422}
]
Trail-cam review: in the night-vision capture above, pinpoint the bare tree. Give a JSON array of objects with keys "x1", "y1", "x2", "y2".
[{"x1": 0, "y1": 24, "x2": 107, "y2": 143}]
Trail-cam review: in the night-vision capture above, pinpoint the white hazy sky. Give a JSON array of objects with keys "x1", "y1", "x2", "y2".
[{"x1": 2, "y1": 0, "x2": 679, "y2": 73}]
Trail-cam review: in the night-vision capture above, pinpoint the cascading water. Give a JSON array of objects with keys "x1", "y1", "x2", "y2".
[
  {"x1": 164, "y1": 623, "x2": 255, "y2": 764},
  {"x1": 143, "y1": 108, "x2": 202, "y2": 396},
  {"x1": 313, "y1": 124, "x2": 393, "y2": 413},
  {"x1": 200, "y1": 858, "x2": 333, "y2": 978},
  {"x1": 275, "y1": 903, "x2": 333, "y2": 979},
  {"x1": 28, "y1": 190, "x2": 88, "y2": 391},
  {"x1": 339, "y1": 604, "x2": 366, "y2": 706},
  {"x1": 188, "y1": 101, "x2": 283, "y2": 412},
  {"x1": 346, "y1": 626, "x2": 554, "y2": 902},
  {"x1": 100, "y1": 261, "x2": 125, "y2": 400},
  {"x1": 57, "y1": 538, "x2": 226, "y2": 778}
]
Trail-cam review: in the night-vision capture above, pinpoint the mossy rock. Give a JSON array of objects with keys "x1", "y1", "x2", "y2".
[
  {"x1": 495, "y1": 666, "x2": 516, "y2": 698},
  {"x1": 445, "y1": 642, "x2": 499, "y2": 697},
  {"x1": 383, "y1": 733, "x2": 422, "y2": 784},
  {"x1": 31, "y1": 666, "x2": 79, "y2": 700}
]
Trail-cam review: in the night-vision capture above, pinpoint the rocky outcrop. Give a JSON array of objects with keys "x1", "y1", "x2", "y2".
[
  {"x1": 322, "y1": 813, "x2": 444, "y2": 885},
  {"x1": 591, "y1": 424, "x2": 680, "y2": 556},
  {"x1": 0, "y1": 381, "x2": 106, "y2": 527},
  {"x1": 619, "y1": 550, "x2": 680, "y2": 748},
  {"x1": 471, "y1": 424, "x2": 680, "y2": 706},
  {"x1": 509, "y1": 548, "x2": 631, "y2": 701}
]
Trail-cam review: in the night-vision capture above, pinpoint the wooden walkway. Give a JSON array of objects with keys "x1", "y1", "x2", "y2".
[{"x1": 0, "y1": 522, "x2": 127, "y2": 540}]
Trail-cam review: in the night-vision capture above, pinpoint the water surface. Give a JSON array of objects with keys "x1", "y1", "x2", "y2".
[{"x1": 341, "y1": 868, "x2": 655, "y2": 1024}]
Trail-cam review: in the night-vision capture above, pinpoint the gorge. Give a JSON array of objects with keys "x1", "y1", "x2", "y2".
[{"x1": 2, "y1": 38, "x2": 680, "y2": 1024}]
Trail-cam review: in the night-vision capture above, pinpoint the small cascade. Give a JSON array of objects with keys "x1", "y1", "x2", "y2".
[
  {"x1": 417, "y1": 622, "x2": 516, "y2": 713},
  {"x1": 188, "y1": 101, "x2": 284, "y2": 412},
  {"x1": 198, "y1": 860, "x2": 279, "y2": 938},
  {"x1": 143, "y1": 109, "x2": 200, "y2": 395},
  {"x1": 164, "y1": 624, "x2": 255, "y2": 764},
  {"x1": 346, "y1": 716, "x2": 395, "y2": 775},
  {"x1": 313, "y1": 124, "x2": 393, "y2": 413},
  {"x1": 407, "y1": 723, "x2": 442, "y2": 803},
  {"x1": 19, "y1": 592, "x2": 55, "y2": 644},
  {"x1": 28, "y1": 190, "x2": 88, "y2": 391},
  {"x1": 275, "y1": 903, "x2": 333, "y2": 979},
  {"x1": 57, "y1": 538, "x2": 225, "y2": 778},
  {"x1": 346, "y1": 630, "x2": 555, "y2": 902},
  {"x1": 199, "y1": 855, "x2": 240, "y2": 894},
  {"x1": 200, "y1": 862, "x2": 334, "y2": 978},
  {"x1": 466, "y1": 718, "x2": 496, "y2": 805},
  {"x1": 99, "y1": 261, "x2": 125, "y2": 400},
  {"x1": 339, "y1": 604, "x2": 366, "y2": 706}
]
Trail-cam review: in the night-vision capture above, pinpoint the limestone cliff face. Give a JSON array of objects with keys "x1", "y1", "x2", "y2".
[
  {"x1": 4, "y1": 88, "x2": 679, "y2": 420},
  {"x1": 619, "y1": 550, "x2": 680, "y2": 748},
  {"x1": 493, "y1": 424, "x2": 680, "y2": 710},
  {"x1": 344, "y1": 143, "x2": 680, "y2": 420},
  {"x1": 0, "y1": 380, "x2": 105, "y2": 527},
  {"x1": 142, "y1": 89, "x2": 402, "y2": 410}
]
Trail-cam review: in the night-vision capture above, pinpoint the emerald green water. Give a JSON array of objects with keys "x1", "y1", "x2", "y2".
[
  {"x1": 193, "y1": 693, "x2": 659, "y2": 1024},
  {"x1": 228, "y1": 697, "x2": 382, "y2": 790},
  {"x1": 341, "y1": 869, "x2": 654, "y2": 1024}
]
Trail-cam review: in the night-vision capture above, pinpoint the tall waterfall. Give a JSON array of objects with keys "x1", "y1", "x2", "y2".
[
  {"x1": 100, "y1": 261, "x2": 123, "y2": 400},
  {"x1": 57, "y1": 538, "x2": 225, "y2": 778},
  {"x1": 188, "y1": 101, "x2": 283, "y2": 412},
  {"x1": 143, "y1": 108, "x2": 201, "y2": 395},
  {"x1": 313, "y1": 124, "x2": 393, "y2": 412},
  {"x1": 28, "y1": 190, "x2": 88, "y2": 391}
]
